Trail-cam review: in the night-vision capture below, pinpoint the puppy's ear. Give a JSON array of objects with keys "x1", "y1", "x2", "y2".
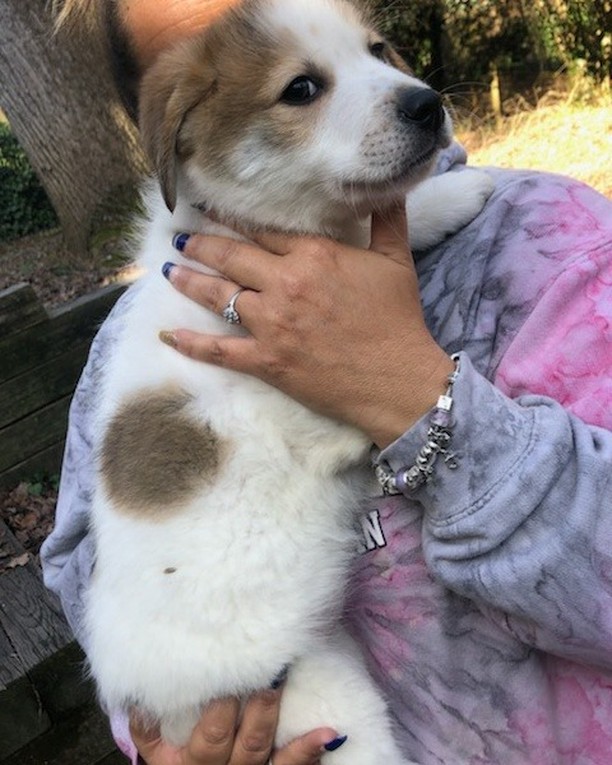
[{"x1": 139, "y1": 41, "x2": 216, "y2": 211}]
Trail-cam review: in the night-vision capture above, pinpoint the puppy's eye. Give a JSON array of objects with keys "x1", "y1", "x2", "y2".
[
  {"x1": 281, "y1": 76, "x2": 321, "y2": 105},
  {"x1": 370, "y1": 42, "x2": 387, "y2": 60}
]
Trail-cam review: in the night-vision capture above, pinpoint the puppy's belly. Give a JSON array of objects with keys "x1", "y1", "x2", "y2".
[{"x1": 86, "y1": 465, "x2": 359, "y2": 718}]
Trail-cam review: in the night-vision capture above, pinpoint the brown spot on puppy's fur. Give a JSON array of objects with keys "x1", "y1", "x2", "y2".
[{"x1": 100, "y1": 390, "x2": 223, "y2": 517}]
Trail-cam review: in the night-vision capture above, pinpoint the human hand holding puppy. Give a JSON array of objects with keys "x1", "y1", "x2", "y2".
[
  {"x1": 161, "y1": 207, "x2": 453, "y2": 449},
  {"x1": 130, "y1": 691, "x2": 343, "y2": 765}
]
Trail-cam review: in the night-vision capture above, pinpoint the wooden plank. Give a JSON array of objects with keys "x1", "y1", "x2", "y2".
[
  {"x1": 0, "y1": 283, "x2": 126, "y2": 384},
  {"x1": 0, "y1": 522, "x2": 76, "y2": 760},
  {"x1": 0, "y1": 703, "x2": 118, "y2": 765},
  {"x1": 0, "y1": 524, "x2": 95, "y2": 760},
  {"x1": 95, "y1": 749, "x2": 126, "y2": 765},
  {"x1": 0, "y1": 521, "x2": 73, "y2": 683},
  {"x1": 0, "y1": 619, "x2": 21, "y2": 690},
  {"x1": 0, "y1": 397, "x2": 71, "y2": 475},
  {"x1": 29, "y1": 642, "x2": 93, "y2": 721},
  {"x1": 0, "y1": 441, "x2": 65, "y2": 489},
  {"x1": 0, "y1": 675, "x2": 51, "y2": 760},
  {"x1": 0, "y1": 342, "x2": 90, "y2": 430},
  {"x1": 0, "y1": 284, "x2": 48, "y2": 338},
  {"x1": 96, "y1": 751, "x2": 128, "y2": 765}
]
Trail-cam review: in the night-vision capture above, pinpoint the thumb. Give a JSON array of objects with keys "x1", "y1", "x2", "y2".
[
  {"x1": 130, "y1": 712, "x2": 181, "y2": 765},
  {"x1": 370, "y1": 204, "x2": 410, "y2": 264}
]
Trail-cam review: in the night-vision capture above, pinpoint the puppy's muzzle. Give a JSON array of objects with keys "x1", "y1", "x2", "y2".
[{"x1": 397, "y1": 87, "x2": 445, "y2": 134}]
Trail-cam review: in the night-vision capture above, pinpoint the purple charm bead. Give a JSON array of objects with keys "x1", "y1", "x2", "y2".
[
  {"x1": 395, "y1": 469, "x2": 410, "y2": 493},
  {"x1": 430, "y1": 407, "x2": 453, "y2": 427}
]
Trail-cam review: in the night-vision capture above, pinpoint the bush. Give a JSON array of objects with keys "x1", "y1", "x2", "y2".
[{"x1": 0, "y1": 122, "x2": 58, "y2": 242}]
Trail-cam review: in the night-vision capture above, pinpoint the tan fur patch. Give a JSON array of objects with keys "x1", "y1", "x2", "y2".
[
  {"x1": 139, "y1": 0, "x2": 411, "y2": 201},
  {"x1": 139, "y1": 0, "x2": 337, "y2": 205},
  {"x1": 100, "y1": 389, "x2": 223, "y2": 517}
]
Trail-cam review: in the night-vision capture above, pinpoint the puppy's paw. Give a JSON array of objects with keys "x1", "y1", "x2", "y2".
[
  {"x1": 447, "y1": 168, "x2": 495, "y2": 222},
  {"x1": 407, "y1": 169, "x2": 495, "y2": 251}
]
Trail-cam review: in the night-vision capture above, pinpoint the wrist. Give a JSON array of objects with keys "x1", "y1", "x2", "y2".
[
  {"x1": 364, "y1": 341, "x2": 454, "y2": 448},
  {"x1": 375, "y1": 353, "x2": 461, "y2": 495}
]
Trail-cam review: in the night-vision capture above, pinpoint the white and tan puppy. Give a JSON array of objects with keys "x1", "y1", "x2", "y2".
[{"x1": 85, "y1": 0, "x2": 492, "y2": 760}]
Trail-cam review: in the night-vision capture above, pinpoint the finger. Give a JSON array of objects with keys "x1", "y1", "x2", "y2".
[
  {"x1": 272, "y1": 729, "x2": 345, "y2": 765},
  {"x1": 166, "y1": 266, "x2": 259, "y2": 321},
  {"x1": 370, "y1": 205, "x2": 410, "y2": 264},
  {"x1": 187, "y1": 698, "x2": 241, "y2": 763},
  {"x1": 245, "y1": 228, "x2": 308, "y2": 257},
  {"x1": 180, "y1": 235, "x2": 279, "y2": 289},
  {"x1": 130, "y1": 713, "x2": 184, "y2": 765},
  {"x1": 159, "y1": 331, "x2": 267, "y2": 379},
  {"x1": 130, "y1": 712, "x2": 163, "y2": 760},
  {"x1": 231, "y1": 689, "x2": 282, "y2": 765}
]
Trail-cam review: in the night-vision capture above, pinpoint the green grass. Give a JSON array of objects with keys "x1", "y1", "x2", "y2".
[{"x1": 457, "y1": 81, "x2": 612, "y2": 197}]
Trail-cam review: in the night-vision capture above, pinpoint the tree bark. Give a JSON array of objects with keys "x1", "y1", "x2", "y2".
[{"x1": 0, "y1": 0, "x2": 147, "y2": 254}]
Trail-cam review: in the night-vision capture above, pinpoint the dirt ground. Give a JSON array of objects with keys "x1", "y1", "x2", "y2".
[
  {"x1": 0, "y1": 227, "x2": 135, "y2": 310},
  {"x1": 0, "y1": 479, "x2": 57, "y2": 572}
]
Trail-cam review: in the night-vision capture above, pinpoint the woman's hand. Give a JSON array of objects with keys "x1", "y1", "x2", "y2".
[
  {"x1": 130, "y1": 691, "x2": 341, "y2": 765},
  {"x1": 161, "y1": 208, "x2": 453, "y2": 447}
]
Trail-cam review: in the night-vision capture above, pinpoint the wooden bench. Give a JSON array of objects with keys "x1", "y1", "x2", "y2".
[
  {"x1": 0, "y1": 282, "x2": 126, "y2": 487},
  {"x1": 0, "y1": 282, "x2": 126, "y2": 760}
]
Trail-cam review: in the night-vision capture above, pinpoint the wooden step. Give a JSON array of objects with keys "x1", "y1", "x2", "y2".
[{"x1": 0, "y1": 520, "x2": 95, "y2": 760}]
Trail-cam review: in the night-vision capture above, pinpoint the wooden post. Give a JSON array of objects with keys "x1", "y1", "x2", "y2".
[{"x1": 490, "y1": 63, "x2": 503, "y2": 125}]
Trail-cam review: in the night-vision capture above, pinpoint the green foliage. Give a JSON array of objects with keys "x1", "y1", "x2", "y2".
[
  {"x1": 374, "y1": 0, "x2": 611, "y2": 89},
  {"x1": 24, "y1": 472, "x2": 60, "y2": 497},
  {"x1": 0, "y1": 122, "x2": 58, "y2": 242}
]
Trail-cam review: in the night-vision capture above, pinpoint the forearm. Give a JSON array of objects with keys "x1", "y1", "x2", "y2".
[{"x1": 377, "y1": 353, "x2": 612, "y2": 666}]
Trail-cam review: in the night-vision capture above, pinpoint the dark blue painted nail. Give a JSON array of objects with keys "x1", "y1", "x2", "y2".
[
  {"x1": 172, "y1": 233, "x2": 191, "y2": 252},
  {"x1": 324, "y1": 735, "x2": 348, "y2": 752},
  {"x1": 270, "y1": 665, "x2": 290, "y2": 690},
  {"x1": 162, "y1": 262, "x2": 176, "y2": 281}
]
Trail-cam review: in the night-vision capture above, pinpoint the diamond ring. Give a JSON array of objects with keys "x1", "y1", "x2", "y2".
[{"x1": 221, "y1": 287, "x2": 246, "y2": 325}]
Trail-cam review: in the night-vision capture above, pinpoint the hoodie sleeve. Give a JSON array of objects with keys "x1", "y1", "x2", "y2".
[
  {"x1": 378, "y1": 237, "x2": 612, "y2": 668},
  {"x1": 40, "y1": 288, "x2": 137, "y2": 649}
]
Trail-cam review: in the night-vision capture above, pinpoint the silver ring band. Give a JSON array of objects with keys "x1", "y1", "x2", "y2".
[{"x1": 222, "y1": 287, "x2": 246, "y2": 325}]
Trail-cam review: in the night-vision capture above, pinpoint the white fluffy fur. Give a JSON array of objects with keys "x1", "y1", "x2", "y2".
[{"x1": 85, "y1": 0, "x2": 492, "y2": 760}]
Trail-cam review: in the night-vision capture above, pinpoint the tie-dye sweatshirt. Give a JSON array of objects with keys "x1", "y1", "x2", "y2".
[{"x1": 41, "y1": 145, "x2": 612, "y2": 764}]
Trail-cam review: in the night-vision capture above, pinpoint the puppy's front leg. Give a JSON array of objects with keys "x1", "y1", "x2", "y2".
[
  {"x1": 276, "y1": 628, "x2": 418, "y2": 765},
  {"x1": 407, "y1": 169, "x2": 495, "y2": 252}
]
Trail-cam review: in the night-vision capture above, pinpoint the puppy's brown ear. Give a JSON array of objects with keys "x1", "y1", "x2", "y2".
[{"x1": 139, "y1": 41, "x2": 216, "y2": 211}]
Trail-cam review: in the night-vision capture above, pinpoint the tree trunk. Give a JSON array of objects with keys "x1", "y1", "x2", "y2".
[
  {"x1": 427, "y1": 1, "x2": 447, "y2": 93},
  {"x1": 0, "y1": 0, "x2": 147, "y2": 255}
]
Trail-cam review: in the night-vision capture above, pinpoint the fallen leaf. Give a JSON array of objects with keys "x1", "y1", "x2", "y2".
[{"x1": 6, "y1": 552, "x2": 31, "y2": 569}]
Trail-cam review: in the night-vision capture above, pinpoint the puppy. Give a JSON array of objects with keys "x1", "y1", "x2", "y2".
[{"x1": 85, "y1": 0, "x2": 492, "y2": 760}]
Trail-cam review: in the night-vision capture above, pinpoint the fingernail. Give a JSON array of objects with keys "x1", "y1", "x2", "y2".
[
  {"x1": 270, "y1": 665, "x2": 290, "y2": 690},
  {"x1": 324, "y1": 735, "x2": 348, "y2": 752},
  {"x1": 159, "y1": 331, "x2": 178, "y2": 349},
  {"x1": 162, "y1": 262, "x2": 176, "y2": 281},
  {"x1": 172, "y1": 233, "x2": 191, "y2": 252}
]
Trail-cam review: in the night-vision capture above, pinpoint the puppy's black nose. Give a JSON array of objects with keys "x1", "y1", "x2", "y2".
[{"x1": 397, "y1": 88, "x2": 445, "y2": 132}]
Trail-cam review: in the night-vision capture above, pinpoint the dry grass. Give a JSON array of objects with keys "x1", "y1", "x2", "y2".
[{"x1": 456, "y1": 85, "x2": 612, "y2": 198}]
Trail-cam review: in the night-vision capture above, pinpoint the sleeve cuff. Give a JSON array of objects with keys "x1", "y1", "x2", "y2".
[
  {"x1": 110, "y1": 709, "x2": 140, "y2": 763},
  {"x1": 376, "y1": 352, "x2": 537, "y2": 525}
]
